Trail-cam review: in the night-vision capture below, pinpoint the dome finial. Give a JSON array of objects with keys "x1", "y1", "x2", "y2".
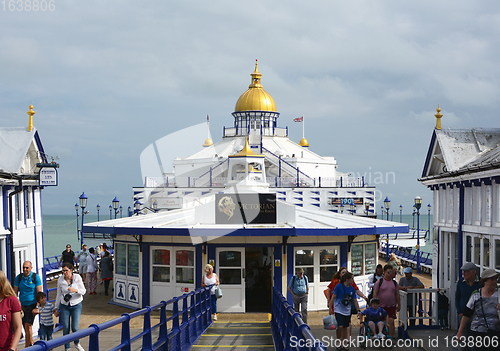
[
  {"x1": 27, "y1": 105, "x2": 35, "y2": 132},
  {"x1": 249, "y1": 59, "x2": 262, "y2": 88},
  {"x1": 203, "y1": 114, "x2": 213, "y2": 147},
  {"x1": 435, "y1": 104, "x2": 443, "y2": 130}
]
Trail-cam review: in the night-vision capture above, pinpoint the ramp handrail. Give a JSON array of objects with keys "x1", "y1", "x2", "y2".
[
  {"x1": 398, "y1": 288, "x2": 439, "y2": 335},
  {"x1": 26, "y1": 285, "x2": 213, "y2": 351},
  {"x1": 271, "y1": 287, "x2": 326, "y2": 351}
]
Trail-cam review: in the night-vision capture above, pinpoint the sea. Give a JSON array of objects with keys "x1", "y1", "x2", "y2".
[{"x1": 42, "y1": 213, "x2": 432, "y2": 258}]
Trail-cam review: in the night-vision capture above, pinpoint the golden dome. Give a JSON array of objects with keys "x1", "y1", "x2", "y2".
[
  {"x1": 299, "y1": 137, "x2": 309, "y2": 147},
  {"x1": 202, "y1": 137, "x2": 213, "y2": 147},
  {"x1": 234, "y1": 60, "x2": 277, "y2": 112}
]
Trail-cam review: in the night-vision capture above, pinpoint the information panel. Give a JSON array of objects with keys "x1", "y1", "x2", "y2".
[{"x1": 215, "y1": 193, "x2": 276, "y2": 224}]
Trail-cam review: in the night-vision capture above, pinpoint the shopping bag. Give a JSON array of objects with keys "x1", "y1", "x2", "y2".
[
  {"x1": 215, "y1": 286, "x2": 223, "y2": 299},
  {"x1": 323, "y1": 314, "x2": 337, "y2": 330}
]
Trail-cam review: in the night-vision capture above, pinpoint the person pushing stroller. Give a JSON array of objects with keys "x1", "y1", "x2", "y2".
[{"x1": 359, "y1": 298, "x2": 389, "y2": 340}]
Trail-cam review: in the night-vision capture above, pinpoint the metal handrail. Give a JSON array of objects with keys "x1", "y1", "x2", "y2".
[
  {"x1": 26, "y1": 285, "x2": 213, "y2": 351},
  {"x1": 262, "y1": 146, "x2": 315, "y2": 183},
  {"x1": 271, "y1": 287, "x2": 326, "y2": 351}
]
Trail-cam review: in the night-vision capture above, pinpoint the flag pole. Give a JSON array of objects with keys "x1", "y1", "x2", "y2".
[{"x1": 302, "y1": 115, "x2": 305, "y2": 138}]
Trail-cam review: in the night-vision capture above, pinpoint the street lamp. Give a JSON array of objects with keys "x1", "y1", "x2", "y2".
[
  {"x1": 412, "y1": 204, "x2": 416, "y2": 229},
  {"x1": 75, "y1": 203, "x2": 79, "y2": 238},
  {"x1": 96, "y1": 204, "x2": 100, "y2": 222},
  {"x1": 350, "y1": 203, "x2": 356, "y2": 215},
  {"x1": 383, "y1": 197, "x2": 390, "y2": 261},
  {"x1": 427, "y1": 203, "x2": 432, "y2": 236},
  {"x1": 112, "y1": 197, "x2": 120, "y2": 219},
  {"x1": 109, "y1": 205, "x2": 112, "y2": 220},
  {"x1": 128, "y1": 206, "x2": 132, "y2": 217},
  {"x1": 152, "y1": 200, "x2": 158, "y2": 213},
  {"x1": 340, "y1": 203, "x2": 344, "y2": 214},
  {"x1": 119, "y1": 205, "x2": 123, "y2": 218},
  {"x1": 415, "y1": 196, "x2": 422, "y2": 273},
  {"x1": 380, "y1": 206, "x2": 383, "y2": 219},
  {"x1": 364, "y1": 202, "x2": 370, "y2": 217},
  {"x1": 134, "y1": 200, "x2": 141, "y2": 215},
  {"x1": 79, "y1": 192, "x2": 88, "y2": 247},
  {"x1": 399, "y1": 205, "x2": 403, "y2": 223}
]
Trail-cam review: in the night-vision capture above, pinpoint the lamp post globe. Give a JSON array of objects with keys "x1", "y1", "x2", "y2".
[
  {"x1": 96, "y1": 204, "x2": 100, "y2": 222},
  {"x1": 109, "y1": 205, "x2": 112, "y2": 220},
  {"x1": 112, "y1": 197, "x2": 120, "y2": 219},
  {"x1": 79, "y1": 192, "x2": 88, "y2": 209},
  {"x1": 414, "y1": 196, "x2": 422, "y2": 273},
  {"x1": 119, "y1": 205, "x2": 123, "y2": 218},
  {"x1": 134, "y1": 200, "x2": 141, "y2": 215},
  {"x1": 152, "y1": 200, "x2": 158, "y2": 213},
  {"x1": 128, "y1": 206, "x2": 132, "y2": 217}
]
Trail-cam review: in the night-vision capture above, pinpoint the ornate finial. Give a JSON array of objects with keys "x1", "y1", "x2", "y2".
[
  {"x1": 434, "y1": 104, "x2": 443, "y2": 130},
  {"x1": 27, "y1": 105, "x2": 35, "y2": 132},
  {"x1": 249, "y1": 59, "x2": 262, "y2": 88}
]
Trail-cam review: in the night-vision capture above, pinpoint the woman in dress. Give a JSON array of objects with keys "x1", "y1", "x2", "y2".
[
  {"x1": 0, "y1": 270, "x2": 22, "y2": 351},
  {"x1": 201, "y1": 264, "x2": 220, "y2": 321},
  {"x1": 457, "y1": 269, "x2": 500, "y2": 351},
  {"x1": 54, "y1": 262, "x2": 86, "y2": 351},
  {"x1": 99, "y1": 251, "x2": 113, "y2": 296}
]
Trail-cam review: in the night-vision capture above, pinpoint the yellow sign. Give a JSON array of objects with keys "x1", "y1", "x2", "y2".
[
  {"x1": 209, "y1": 260, "x2": 215, "y2": 267},
  {"x1": 275, "y1": 259, "x2": 280, "y2": 267}
]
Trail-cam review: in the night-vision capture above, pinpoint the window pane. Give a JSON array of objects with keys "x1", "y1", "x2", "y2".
[
  {"x1": 153, "y1": 249, "x2": 170, "y2": 265},
  {"x1": 364, "y1": 244, "x2": 377, "y2": 275},
  {"x1": 473, "y1": 237, "x2": 480, "y2": 265},
  {"x1": 153, "y1": 267, "x2": 170, "y2": 282},
  {"x1": 351, "y1": 245, "x2": 363, "y2": 276},
  {"x1": 176, "y1": 267, "x2": 194, "y2": 283},
  {"x1": 320, "y1": 266, "x2": 336, "y2": 282},
  {"x1": 483, "y1": 239, "x2": 490, "y2": 267},
  {"x1": 496, "y1": 240, "x2": 500, "y2": 270},
  {"x1": 295, "y1": 250, "x2": 314, "y2": 266},
  {"x1": 219, "y1": 251, "x2": 242, "y2": 267},
  {"x1": 116, "y1": 243, "x2": 127, "y2": 275},
  {"x1": 128, "y1": 245, "x2": 139, "y2": 277},
  {"x1": 320, "y1": 249, "x2": 338, "y2": 265},
  {"x1": 303, "y1": 267, "x2": 314, "y2": 283},
  {"x1": 219, "y1": 268, "x2": 241, "y2": 284},
  {"x1": 176, "y1": 250, "x2": 194, "y2": 266}
]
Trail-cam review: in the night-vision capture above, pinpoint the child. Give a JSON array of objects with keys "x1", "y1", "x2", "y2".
[
  {"x1": 359, "y1": 298, "x2": 388, "y2": 340},
  {"x1": 32, "y1": 291, "x2": 56, "y2": 341},
  {"x1": 332, "y1": 272, "x2": 359, "y2": 350},
  {"x1": 437, "y1": 289, "x2": 449, "y2": 330}
]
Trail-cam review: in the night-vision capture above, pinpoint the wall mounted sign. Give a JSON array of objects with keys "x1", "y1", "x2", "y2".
[
  {"x1": 39, "y1": 167, "x2": 58, "y2": 186},
  {"x1": 216, "y1": 193, "x2": 276, "y2": 224},
  {"x1": 329, "y1": 197, "x2": 363, "y2": 205}
]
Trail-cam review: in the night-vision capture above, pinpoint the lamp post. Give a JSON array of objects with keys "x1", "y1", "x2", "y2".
[
  {"x1": 79, "y1": 192, "x2": 88, "y2": 247},
  {"x1": 152, "y1": 200, "x2": 158, "y2": 213},
  {"x1": 384, "y1": 197, "x2": 391, "y2": 261},
  {"x1": 112, "y1": 197, "x2": 120, "y2": 219},
  {"x1": 412, "y1": 205, "x2": 416, "y2": 229},
  {"x1": 427, "y1": 203, "x2": 431, "y2": 236},
  {"x1": 364, "y1": 202, "x2": 370, "y2": 217},
  {"x1": 399, "y1": 205, "x2": 403, "y2": 223},
  {"x1": 119, "y1": 205, "x2": 123, "y2": 218},
  {"x1": 109, "y1": 205, "x2": 112, "y2": 220},
  {"x1": 415, "y1": 196, "x2": 422, "y2": 273},
  {"x1": 340, "y1": 203, "x2": 344, "y2": 214},
  {"x1": 350, "y1": 203, "x2": 356, "y2": 215},
  {"x1": 128, "y1": 206, "x2": 132, "y2": 217},
  {"x1": 96, "y1": 204, "x2": 100, "y2": 222},
  {"x1": 134, "y1": 200, "x2": 141, "y2": 215},
  {"x1": 75, "y1": 203, "x2": 79, "y2": 239},
  {"x1": 380, "y1": 206, "x2": 383, "y2": 219}
]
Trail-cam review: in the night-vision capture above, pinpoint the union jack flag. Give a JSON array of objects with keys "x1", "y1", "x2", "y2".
[{"x1": 293, "y1": 116, "x2": 303, "y2": 122}]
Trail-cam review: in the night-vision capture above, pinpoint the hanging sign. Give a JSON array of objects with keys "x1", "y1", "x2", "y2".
[{"x1": 39, "y1": 167, "x2": 58, "y2": 186}]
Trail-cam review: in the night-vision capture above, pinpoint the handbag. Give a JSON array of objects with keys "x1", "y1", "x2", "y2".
[
  {"x1": 215, "y1": 286, "x2": 223, "y2": 299},
  {"x1": 323, "y1": 314, "x2": 337, "y2": 330}
]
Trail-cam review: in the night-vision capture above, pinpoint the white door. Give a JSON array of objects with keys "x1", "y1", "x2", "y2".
[
  {"x1": 216, "y1": 248, "x2": 245, "y2": 312},
  {"x1": 14, "y1": 247, "x2": 28, "y2": 277},
  {"x1": 150, "y1": 246, "x2": 195, "y2": 307}
]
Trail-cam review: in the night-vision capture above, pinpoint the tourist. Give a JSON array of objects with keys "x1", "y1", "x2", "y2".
[
  {"x1": 455, "y1": 262, "x2": 481, "y2": 351},
  {"x1": 13, "y1": 260, "x2": 43, "y2": 347},
  {"x1": 58, "y1": 244, "x2": 76, "y2": 268},
  {"x1": 76, "y1": 245, "x2": 88, "y2": 286},
  {"x1": 0, "y1": 269, "x2": 22, "y2": 351},
  {"x1": 456, "y1": 269, "x2": 500, "y2": 351},
  {"x1": 98, "y1": 243, "x2": 109, "y2": 285},
  {"x1": 331, "y1": 271, "x2": 359, "y2": 350},
  {"x1": 359, "y1": 298, "x2": 389, "y2": 340},
  {"x1": 437, "y1": 289, "x2": 449, "y2": 330},
  {"x1": 99, "y1": 251, "x2": 113, "y2": 296},
  {"x1": 373, "y1": 264, "x2": 400, "y2": 338},
  {"x1": 32, "y1": 291, "x2": 56, "y2": 341},
  {"x1": 367, "y1": 264, "x2": 384, "y2": 301},
  {"x1": 54, "y1": 262, "x2": 86, "y2": 351},
  {"x1": 388, "y1": 253, "x2": 402, "y2": 277},
  {"x1": 86, "y1": 247, "x2": 98, "y2": 295},
  {"x1": 287, "y1": 267, "x2": 309, "y2": 324},
  {"x1": 201, "y1": 264, "x2": 219, "y2": 321},
  {"x1": 398, "y1": 267, "x2": 424, "y2": 326}
]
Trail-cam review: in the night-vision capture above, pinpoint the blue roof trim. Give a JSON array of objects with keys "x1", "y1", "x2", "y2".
[
  {"x1": 422, "y1": 130, "x2": 437, "y2": 178},
  {"x1": 294, "y1": 191, "x2": 303, "y2": 195},
  {"x1": 311, "y1": 191, "x2": 320, "y2": 195},
  {"x1": 294, "y1": 197, "x2": 303, "y2": 202},
  {"x1": 366, "y1": 191, "x2": 374, "y2": 195},
  {"x1": 329, "y1": 191, "x2": 338, "y2": 195},
  {"x1": 33, "y1": 131, "x2": 47, "y2": 163},
  {"x1": 168, "y1": 191, "x2": 177, "y2": 195},
  {"x1": 278, "y1": 198, "x2": 286, "y2": 201},
  {"x1": 311, "y1": 197, "x2": 320, "y2": 201},
  {"x1": 312, "y1": 203, "x2": 320, "y2": 207},
  {"x1": 133, "y1": 191, "x2": 143, "y2": 195},
  {"x1": 348, "y1": 191, "x2": 356, "y2": 195},
  {"x1": 296, "y1": 204, "x2": 303, "y2": 207},
  {"x1": 184, "y1": 191, "x2": 193, "y2": 195},
  {"x1": 277, "y1": 191, "x2": 286, "y2": 195}
]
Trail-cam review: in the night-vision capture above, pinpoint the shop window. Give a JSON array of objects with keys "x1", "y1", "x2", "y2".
[
  {"x1": 152, "y1": 249, "x2": 170, "y2": 282},
  {"x1": 320, "y1": 249, "x2": 338, "y2": 282},
  {"x1": 116, "y1": 243, "x2": 140, "y2": 278},
  {"x1": 295, "y1": 249, "x2": 314, "y2": 283},
  {"x1": 351, "y1": 243, "x2": 376, "y2": 277},
  {"x1": 219, "y1": 250, "x2": 242, "y2": 284},
  {"x1": 176, "y1": 250, "x2": 194, "y2": 284},
  {"x1": 128, "y1": 245, "x2": 139, "y2": 277},
  {"x1": 116, "y1": 243, "x2": 127, "y2": 275}
]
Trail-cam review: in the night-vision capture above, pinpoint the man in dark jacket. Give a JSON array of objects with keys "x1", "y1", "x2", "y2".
[{"x1": 455, "y1": 262, "x2": 481, "y2": 351}]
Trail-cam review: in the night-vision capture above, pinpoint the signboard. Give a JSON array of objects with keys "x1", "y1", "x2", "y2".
[
  {"x1": 39, "y1": 168, "x2": 58, "y2": 186},
  {"x1": 329, "y1": 197, "x2": 363, "y2": 205},
  {"x1": 215, "y1": 193, "x2": 276, "y2": 224}
]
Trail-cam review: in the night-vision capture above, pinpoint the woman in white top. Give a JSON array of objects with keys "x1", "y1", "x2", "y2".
[
  {"x1": 54, "y1": 262, "x2": 86, "y2": 351},
  {"x1": 201, "y1": 264, "x2": 219, "y2": 320}
]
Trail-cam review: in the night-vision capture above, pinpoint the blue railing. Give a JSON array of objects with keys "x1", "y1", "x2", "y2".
[
  {"x1": 27, "y1": 286, "x2": 213, "y2": 351},
  {"x1": 271, "y1": 287, "x2": 326, "y2": 351},
  {"x1": 380, "y1": 243, "x2": 433, "y2": 270}
]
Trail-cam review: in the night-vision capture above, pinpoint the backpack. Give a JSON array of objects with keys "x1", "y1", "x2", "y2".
[
  {"x1": 15, "y1": 272, "x2": 37, "y2": 286},
  {"x1": 367, "y1": 274, "x2": 380, "y2": 301},
  {"x1": 291, "y1": 274, "x2": 309, "y2": 289}
]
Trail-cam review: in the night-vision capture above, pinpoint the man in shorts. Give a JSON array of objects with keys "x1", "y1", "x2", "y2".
[
  {"x1": 373, "y1": 264, "x2": 400, "y2": 338},
  {"x1": 13, "y1": 260, "x2": 43, "y2": 347},
  {"x1": 398, "y1": 267, "x2": 424, "y2": 326},
  {"x1": 77, "y1": 244, "x2": 89, "y2": 285}
]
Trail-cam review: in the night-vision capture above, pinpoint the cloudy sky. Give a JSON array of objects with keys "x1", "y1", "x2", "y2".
[{"x1": 1, "y1": 0, "x2": 499, "y2": 216}]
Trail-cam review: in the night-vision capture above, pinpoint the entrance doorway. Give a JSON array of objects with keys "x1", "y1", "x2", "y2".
[
  {"x1": 245, "y1": 247, "x2": 273, "y2": 312},
  {"x1": 216, "y1": 247, "x2": 273, "y2": 313}
]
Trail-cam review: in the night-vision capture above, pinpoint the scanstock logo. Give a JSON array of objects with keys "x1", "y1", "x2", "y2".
[{"x1": 139, "y1": 123, "x2": 275, "y2": 243}]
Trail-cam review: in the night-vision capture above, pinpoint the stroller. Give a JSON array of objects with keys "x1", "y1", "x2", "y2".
[{"x1": 358, "y1": 317, "x2": 393, "y2": 349}]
